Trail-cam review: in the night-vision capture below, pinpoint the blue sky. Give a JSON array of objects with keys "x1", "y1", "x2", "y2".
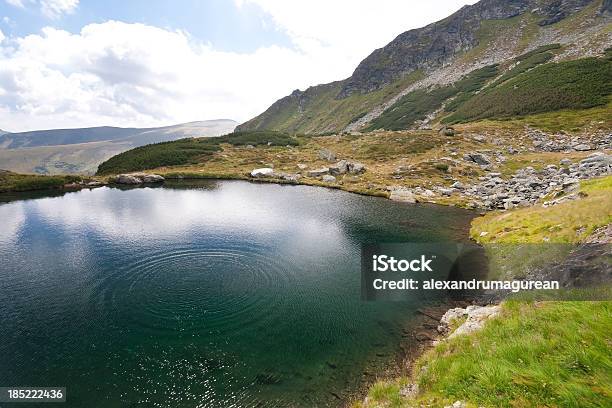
[
  {"x1": 1, "y1": 0, "x2": 293, "y2": 52},
  {"x1": 0, "y1": 0, "x2": 476, "y2": 131}
]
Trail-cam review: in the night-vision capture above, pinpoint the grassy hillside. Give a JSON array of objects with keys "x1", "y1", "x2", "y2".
[
  {"x1": 367, "y1": 65, "x2": 499, "y2": 131},
  {"x1": 237, "y1": 72, "x2": 424, "y2": 134},
  {"x1": 444, "y1": 56, "x2": 612, "y2": 123},
  {"x1": 96, "y1": 131, "x2": 298, "y2": 175},
  {"x1": 472, "y1": 176, "x2": 612, "y2": 243},
  {"x1": 0, "y1": 171, "x2": 81, "y2": 193}
]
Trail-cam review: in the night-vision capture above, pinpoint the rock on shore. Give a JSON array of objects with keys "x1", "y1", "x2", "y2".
[{"x1": 113, "y1": 173, "x2": 165, "y2": 184}]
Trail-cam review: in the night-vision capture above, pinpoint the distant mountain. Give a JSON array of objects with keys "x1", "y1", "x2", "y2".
[
  {"x1": 237, "y1": 0, "x2": 611, "y2": 134},
  {"x1": 0, "y1": 120, "x2": 238, "y2": 175},
  {"x1": 0, "y1": 129, "x2": 8, "y2": 136}
]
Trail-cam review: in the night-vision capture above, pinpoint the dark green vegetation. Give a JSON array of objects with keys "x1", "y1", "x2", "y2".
[
  {"x1": 367, "y1": 65, "x2": 499, "y2": 131},
  {"x1": 0, "y1": 170, "x2": 81, "y2": 193},
  {"x1": 96, "y1": 131, "x2": 297, "y2": 175},
  {"x1": 484, "y1": 44, "x2": 560, "y2": 90},
  {"x1": 445, "y1": 56, "x2": 612, "y2": 123},
  {"x1": 369, "y1": 53, "x2": 612, "y2": 131}
]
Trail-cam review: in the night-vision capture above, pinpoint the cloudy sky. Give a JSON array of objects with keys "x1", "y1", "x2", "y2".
[{"x1": 0, "y1": 0, "x2": 476, "y2": 132}]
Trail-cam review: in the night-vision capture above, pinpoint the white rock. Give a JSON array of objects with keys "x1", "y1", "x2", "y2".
[
  {"x1": 250, "y1": 168, "x2": 275, "y2": 178},
  {"x1": 389, "y1": 188, "x2": 417, "y2": 203}
]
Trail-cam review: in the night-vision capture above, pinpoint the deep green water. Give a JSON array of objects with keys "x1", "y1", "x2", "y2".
[{"x1": 0, "y1": 180, "x2": 474, "y2": 407}]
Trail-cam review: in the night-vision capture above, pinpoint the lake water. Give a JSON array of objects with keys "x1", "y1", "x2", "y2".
[{"x1": 0, "y1": 180, "x2": 474, "y2": 407}]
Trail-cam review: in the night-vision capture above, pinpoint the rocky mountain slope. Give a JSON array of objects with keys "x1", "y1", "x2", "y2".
[
  {"x1": 237, "y1": 0, "x2": 611, "y2": 134},
  {"x1": 0, "y1": 120, "x2": 237, "y2": 175}
]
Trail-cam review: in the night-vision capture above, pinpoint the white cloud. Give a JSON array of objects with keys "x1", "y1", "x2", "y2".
[
  {"x1": 0, "y1": 2, "x2": 476, "y2": 132},
  {"x1": 5, "y1": 0, "x2": 25, "y2": 8},
  {"x1": 0, "y1": 28, "x2": 4, "y2": 43},
  {"x1": 237, "y1": 0, "x2": 477, "y2": 71},
  {"x1": 40, "y1": 0, "x2": 79, "y2": 19},
  {"x1": 4, "y1": 0, "x2": 78, "y2": 19}
]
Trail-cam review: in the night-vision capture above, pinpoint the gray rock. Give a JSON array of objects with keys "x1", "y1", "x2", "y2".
[
  {"x1": 463, "y1": 152, "x2": 491, "y2": 166},
  {"x1": 329, "y1": 160, "x2": 349, "y2": 175},
  {"x1": 306, "y1": 167, "x2": 330, "y2": 177},
  {"x1": 573, "y1": 144, "x2": 593, "y2": 151},
  {"x1": 347, "y1": 162, "x2": 366, "y2": 174},
  {"x1": 322, "y1": 175, "x2": 337, "y2": 183},
  {"x1": 318, "y1": 148, "x2": 336, "y2": 162},
  {"x1": 560, "y1": 158, "x2": 573, "y2": 166},
  {"x1": 297, "y1": 163, "x2": 308, "y2": 170},
  {"x1": 438, "y1": 126, "x2": 455, "y2": 136},
  {"x1": 389, "y1": 188, "x2": 416, "y2": 203},
  {"x1": 115, "y1": 174, "x2": 144, "y2": 184},
  {"x1": 250, "y1": 168, "x2": 275, "y2": 178},
  {"x1": 140, "y1": 174, "x2": 165, "y2": 183}
]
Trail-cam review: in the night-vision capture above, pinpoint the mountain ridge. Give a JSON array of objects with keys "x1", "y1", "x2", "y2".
[
  {"x1": 237, "y1": 0, "x2": 611, "y2": 134},
  {"x1": 0, "y1": 119, "x2": 238, "y2": 175}
]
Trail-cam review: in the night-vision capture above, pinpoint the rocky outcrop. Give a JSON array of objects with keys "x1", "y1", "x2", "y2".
[
  {"x1": 113, "y1": 173, "x2": 165, "y2": 184},
  {"x1": 338, "y1": 0, "x2": 595, "y2": 97},
  {"x1": 438, "y1": 305, "x2": 501, "y2": 338},
  {"x1": 462, "y1": 153, "x2": 611, "y2": 209}
]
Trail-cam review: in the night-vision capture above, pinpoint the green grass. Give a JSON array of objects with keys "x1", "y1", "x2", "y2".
[
  {"x1": 413, "y1": 301, "x2": 612, "y2": 408},
  {"x1": 368, "y1": 65, "x2": 498, "y2": 131},
  {"x1": 0, "y1": 171, "x2": 81, "y2": 192},
  {"x1": 239, "y1": 71, "x2": 425, "y2": 134},
  {"x1": 445, "y1": 57, "x2": 612, "y2": 123},
  {"x1": 96, "y1": 131, "x2": 298, "y2": 175},
  {"x1": 484, "y1": 44, "x2": 559, "y2": 90},
  {"x1": 471, "y1": 176, "x2": 612, "y2": 244}
]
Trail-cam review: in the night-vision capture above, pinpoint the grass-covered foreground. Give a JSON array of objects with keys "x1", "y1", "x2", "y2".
[
  {"x1": 0, "y1": 170, "x2": 81, "y2": 193},
  {"x1": 357, "y1": 176, "x2": 612, "y2": 407},
  {"x1": 358, "y1": 301, "x2": 611, "y2": 408}
]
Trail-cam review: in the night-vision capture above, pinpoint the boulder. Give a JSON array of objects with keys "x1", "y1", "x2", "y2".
[
  {"x1": 306, "y1": 167, "x2": 330, "y2": 177},
  {"x1": 329, "y1": 160, "x2": 349, "y2": 175},
  {"x1": 389, "y1": 188, "x2": 417, "y2": 203},
  {"x1": 322, "y1": 175, "x2": 337, "y2": 183},
  {"x1": 116, "y1": 174, "x2": 143, "y2": 184},
  {"x1": 463, "y1": 152, "x2": 491, "y2": 166},
  {"x1": 573, "y1": 144, "x2": 592, "y2": 151},
  {"x1": 318, "y1": 148, "x2": 336, "y2": 162},
  {"x1": 297, "y1": 163, "x2": 308, "y2": 170},
  {"x1": 250, "y1": 168, "x2": 275, "y2": 178},
  {"x1": 141, "y1": 174, "x2": 165, "y2": 183},
  {"x1": 438, "y1": 305, "x2": 501, "y2": 338},
  {"x1": 438, "y1": 126, "x2": 455, "y2": 136},
  {"x1": 347, "y1": 162, "x2": 366, "y2": 174}
]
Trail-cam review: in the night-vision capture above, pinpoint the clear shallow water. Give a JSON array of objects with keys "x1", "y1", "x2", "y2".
[{"x1": 0, "y1": 181, "x2": 474, "y2": 407}]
